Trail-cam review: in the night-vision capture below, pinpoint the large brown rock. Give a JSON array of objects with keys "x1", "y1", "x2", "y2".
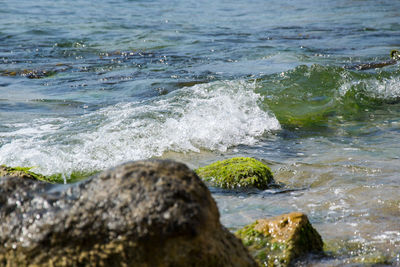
[
  {"x1": 0, "y1": 160, "x2": 256, "y2": 267},
  {"x1": 236, "y1": 212, "x2": 323, "y2": 266}
]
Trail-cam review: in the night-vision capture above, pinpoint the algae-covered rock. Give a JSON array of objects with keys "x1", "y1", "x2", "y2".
[
  {"x1": 0, "y1": 165, "x2": 95, "y2": 183},
  {"x1": 196, "y1": 157, "x2": 274, "y2": 189},
  {"x1": 0, "y1": 165, "x2": 47, "y2": 181},
  {"x1": 236, "y1": 212, "x2": 323, "y2": 266},
  {"x1": 0, "y1": 160, "x2": 257, "y2": 267}
]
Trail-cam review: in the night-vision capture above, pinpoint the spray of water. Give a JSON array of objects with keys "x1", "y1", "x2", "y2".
[{"x1": 0, "y1": 80, "x2": 280, "y2": 176}]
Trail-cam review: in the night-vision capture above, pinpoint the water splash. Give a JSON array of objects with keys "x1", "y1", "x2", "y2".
[
  {"x1": 0, "y1": 80, "x2": 280, "y2": 176},
  {"x1": 339, "y1": 75, "x2": 400, "y2": 102}
]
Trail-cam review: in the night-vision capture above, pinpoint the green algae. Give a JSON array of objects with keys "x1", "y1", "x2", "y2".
[
  {"x1": 46, "y1": 170, "x2": 99, "y2": 183},
  {"x1": 195, "y1": 157, "x2": 274, "y2": 189},
  {"x1": 0, "y1": 165, "x2": 98, "y2": 183},
  {"x1": 0, "y1": 165, "x2": 47, "y2": 181}
]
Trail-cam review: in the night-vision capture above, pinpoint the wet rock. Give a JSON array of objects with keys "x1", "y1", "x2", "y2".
[
  {"x1": 0, "y1": 160, "x2": 256, "y2": 267},
  {"x1": 0, "y1": 69, "x2": 55, "y2": 79},
  {"x1": 391, "y1": 49, "x2": 400, "y2": 60},
  {"x1": 346, "y1": 50, "x2": 400, "y2": 70},
  {"x1": 0, "y1": 65, "x2": 70, "y2": 79},
  {"x1": 196, "y1": 157, "x2": 275, "y2": 189},
  {"x1": 0, "y1": 165, "x2": 94, "y2": 183},
  {"x1": 0, "y1": 165, "x2": 43, "y2": 180},
  {"x1": 22, "y1": 69, "x2": 57, "y2": 79},
  {"x1": 236, "y1": 212, "x2": 323, "y2": 266}
]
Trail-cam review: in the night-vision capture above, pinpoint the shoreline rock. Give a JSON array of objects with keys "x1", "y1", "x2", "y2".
[
  {"x1": 0, "y1": 165, "x2": 46, "y2": 181},
  {"x1": 0, "y1": 160, "x2": 257, "y2": 266},
  {"x1": 0, "y1": 164, "x2": 97, "y2": 183}
]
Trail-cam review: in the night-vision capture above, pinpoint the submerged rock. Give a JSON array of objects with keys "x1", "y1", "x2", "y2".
[
  {"x1": 236, "y1": 212, "x2": 323, "y2": 266},
  {"x1": 1, "y1": 69, "x2": 56, "y2": 79},
  {"x1": 0, "y1": 65, "x2": 71, "y2": 79},
  {"x1": 195, "y1": 157, "x2": 275, "y2": 189},
  {"x1": 0, "y1": 160, "x2": 256, "y2": 267}
]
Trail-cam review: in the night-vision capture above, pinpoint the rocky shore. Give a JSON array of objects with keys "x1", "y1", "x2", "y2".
[{"x1": 0, "y1": 159, "x2": 323, "y2": 266}]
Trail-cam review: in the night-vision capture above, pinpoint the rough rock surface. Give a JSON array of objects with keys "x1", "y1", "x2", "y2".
[
  {"x1": 0, "y1": 160, "x2": 256, "y2": 267},
  {"x1": 196, "y1": 157, "x2": 275, "y2": 189},
  {"x1": 0, "y1": 165, "x2": 40, "y2": 180},
  {"x1": 236, "y1": 212, "x2": 323, "y2": 266}
]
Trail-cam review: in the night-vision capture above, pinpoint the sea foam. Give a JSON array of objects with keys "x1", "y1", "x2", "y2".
[
  {"x1": 339, "y1": 76, "x2": 400, "y2": 101},
  {"x1": 0, "y1": 80, "x2": 280, "y2": 176}
]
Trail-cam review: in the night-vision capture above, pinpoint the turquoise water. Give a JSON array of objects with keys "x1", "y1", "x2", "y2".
[{"x1": 1, "y1": 0, "x2": 400, "y2": 265}]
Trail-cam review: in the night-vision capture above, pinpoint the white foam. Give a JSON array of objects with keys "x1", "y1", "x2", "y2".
[
  {"x1": 0, "y1": 80, "x2": 280, "y2": 176},
  {"x1": 339, "y1": 76, "x2": 400, "y2": 100}
]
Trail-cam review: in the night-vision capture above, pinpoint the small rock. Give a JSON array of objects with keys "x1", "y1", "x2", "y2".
[{"x1": 236, "y1": 212, "x2": 323, "y2": 266}]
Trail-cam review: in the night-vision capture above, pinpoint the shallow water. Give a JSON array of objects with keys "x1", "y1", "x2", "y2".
[{"x1": 1, "y1": 0, "x2": 400, "y2": 265}]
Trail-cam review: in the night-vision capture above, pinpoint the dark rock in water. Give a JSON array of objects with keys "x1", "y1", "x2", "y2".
[
  {"x1": 0, "y1": 160, "x2": 256, "y2": 267},
  {"x1": 0, "y1": 64, "x2": 71, "y2": 79},
  {"x1": 346, "y1": 50, "x2": 399, "y2": 70},
  {"x1": 346, "y1": 60, "x2": 397, "y2": 70},
  {"x1": 236, "y1": 212, "x2": 323, "y2": 266}
]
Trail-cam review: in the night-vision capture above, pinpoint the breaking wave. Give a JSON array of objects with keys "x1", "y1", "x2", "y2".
[{"x1": 0, "y1": 80, "x2": 280, "y2": 176}]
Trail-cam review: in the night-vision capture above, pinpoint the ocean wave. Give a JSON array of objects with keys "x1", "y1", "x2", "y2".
[
  {"x1": 0, "y1": 80, "x2": 280, "y2": 176},
  {"x1": 257, "y1": 64, "x2": 400, "y2": 128},
  {"x1": 339, "y1": 76, "x2": 400, "y2": 103}
]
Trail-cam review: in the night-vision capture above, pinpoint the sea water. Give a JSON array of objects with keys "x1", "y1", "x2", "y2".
[{"x1": 1, "y1": 0, "x2": 399, "y2": 265}]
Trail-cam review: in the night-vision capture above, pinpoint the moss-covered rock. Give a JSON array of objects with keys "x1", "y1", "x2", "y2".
[
  {"x1": 0, "y1": 165, "x2": 97, "y2": 183},
  {"x1": 0, "y1": 165, "x2": 48, "y2": 181},
  {"x1": 195, "y1": 157, "x2": 275, "y2": 189},
  {"x1": 236, "y1": 212, "x2": 323, "y2": 266}
]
